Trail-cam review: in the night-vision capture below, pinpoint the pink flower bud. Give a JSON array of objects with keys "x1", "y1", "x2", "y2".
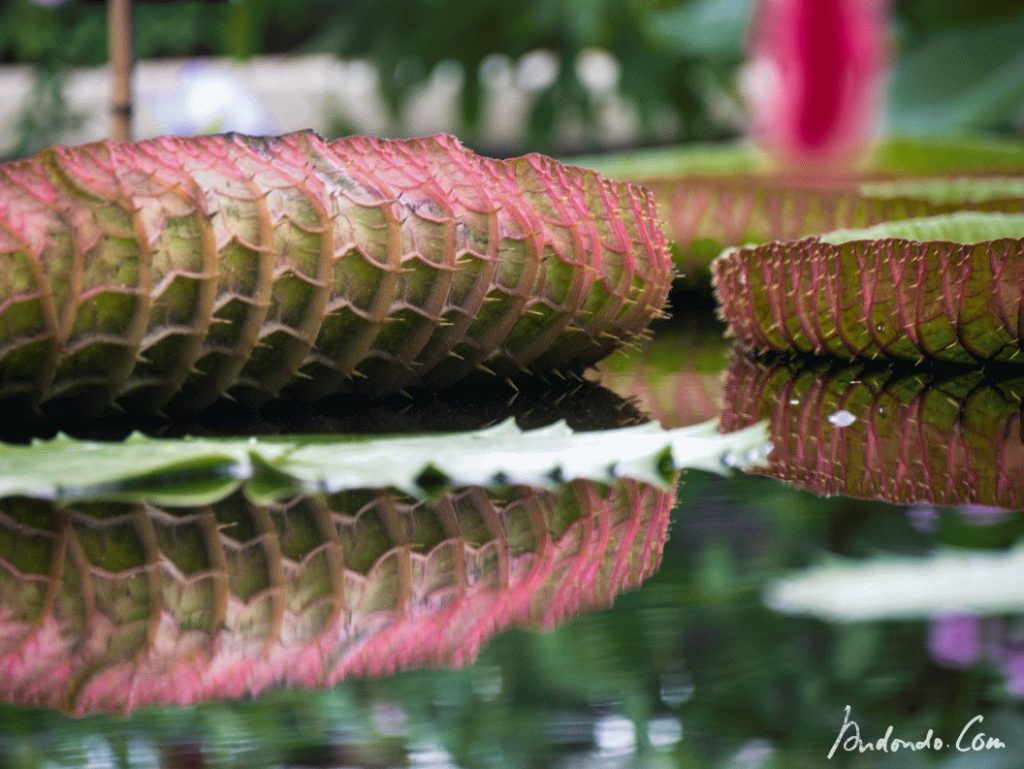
[{"x1": 743, "y1": 0, "x2": 890, "y2": 166}]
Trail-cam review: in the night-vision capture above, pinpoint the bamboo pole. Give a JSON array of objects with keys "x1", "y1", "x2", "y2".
[{"x1": 108, "y1": 0, "x2": 134, "y2": 142}]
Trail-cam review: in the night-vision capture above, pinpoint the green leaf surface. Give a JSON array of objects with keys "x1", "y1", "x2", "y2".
[
  {"x1": 0, "y1": 419, "x2": 770, "y2": 505},
  {"x1": 570, "y1": 141, "x2": 764, "y2": 180},
  {"x1": 575, "y1": 136, "x2": 1024, "y2": 180},
  {"x1": 867, "y1": 134, "x2": 1024, "y2": 173},
  {"x1": 819, "y1": 210, "x2": 1024, "y2": 244},
  {"x1": 858, "y1": 176, "x2": 1024, "y2": 204}
]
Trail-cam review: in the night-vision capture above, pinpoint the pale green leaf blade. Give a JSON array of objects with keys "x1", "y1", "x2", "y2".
[
  {"x1": 858, "y1": 176, "x2": 1024, "y2": 205},
  {"x1": 766, "y1": 547, "x2": 1024, "y2": 621},
  {"x1": 0, "y1": 419, "x2": 770, "y2": 506},
  {"x1": 819, "y1": 210, "x2": 1024, "y2": 245}
]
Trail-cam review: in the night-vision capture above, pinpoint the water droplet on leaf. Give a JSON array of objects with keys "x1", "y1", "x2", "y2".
[{"x1": 827, "y1": 409, "x2": 856, "y2": 428}]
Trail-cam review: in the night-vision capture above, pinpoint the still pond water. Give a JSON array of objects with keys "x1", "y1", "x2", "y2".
[{"x1": 0, "y1": 313, "x2": 1021, "y2": 769}]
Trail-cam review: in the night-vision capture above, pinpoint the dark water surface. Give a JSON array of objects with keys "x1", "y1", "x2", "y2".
[{"x1": 0, "y1": 314, "x2": 1022, "y2": 769}]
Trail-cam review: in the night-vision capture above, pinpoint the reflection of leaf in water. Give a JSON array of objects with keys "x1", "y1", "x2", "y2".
[
  {"x1": 713, "y1": 212, "x2": 1024, "y2": 366},
  {"x1": 765, "y1": 546, "x2": 1024, "y2": 620},
  {"x1": 596, "y1": 319, "x2": 731, "y2": 428},
  {"x1": 0, "y1": 479, "x2": 672, "y2": 715},
  {"x1": 720, "y1": 354, "x2": 1024, "y2": 507},
  {"x1": 0, "y1": 419, "x2": 770, "y2": 505}
]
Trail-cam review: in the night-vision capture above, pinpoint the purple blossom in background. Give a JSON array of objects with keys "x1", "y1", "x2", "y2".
[
  {"x1": 906, "y1": 504, "x2": 937, "y2": 533},
  {"x1": 927, "y1": 614, "x2": 982, "y2": 669},
  {"x1": 929, "y1": 615, "x2": 1024, "y2": 699},
  {"x1": 908, "y1": 504, "x2": 1012, "y2": 534},
  {"x1": 956, "y1": 504, "x2": 1015, "y2": 525},
  {"x1": 999, "y1": 653, "x2": 1024, "y2": 698},
  {"x1": 146, "y1": 61, "x2": 277, "y2": 137},
  {"x1": 990, "y1": 620, "x2": 1024, "y2": 698},
  {"x1": 31, "y1": 0, "x2": 68, "y2": 7}
]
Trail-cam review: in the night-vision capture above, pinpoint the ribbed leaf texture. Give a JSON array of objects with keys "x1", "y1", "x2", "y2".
[
  {"x1": 0, "y1": 479, "x2": 671, "y2": 714},
  {"x1": 712, "y1": 212, "x2": 1024, "y2": 366},
  {"x1": 719, "y1": 354, "x2": 1024, "y2": 508},
  {"x1": 0, "y1": 131, "x2": 672, "y2": 414}
]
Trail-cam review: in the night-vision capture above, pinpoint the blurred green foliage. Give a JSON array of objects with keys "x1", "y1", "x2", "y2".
[
  {"x1": 0, "y1": 0, "x2": 751, "y2": 151},
  {"x1": 891, "y1": 7, "x2": 1024, "y2": 134},
  {"x1": 1, "y1": 0, "x2": 1022, "y2": 154},
  {"x1": 6, "y1": 64, "x2": 83, "y2": 159}
]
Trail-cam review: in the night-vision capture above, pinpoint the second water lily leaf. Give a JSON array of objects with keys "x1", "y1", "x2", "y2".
[
  {"x1": 654, "y1": 174, "x2": 1024, "y2": 285},
  {"x1": 0, "y1": 419, "x2": 770, "y2": 505},
  {"x1": 857, "y1": 176, "x2": 1024, "y2": 205},
  {"x1": 713, "y1": 212, "x2": 1024, "y2": 366},
  {"x1": 578, "y1": 137, "x2": 1024, "y2": 286},
  {"x1": 578, "y1": 136, "x2": 1024, "y2": 183}
]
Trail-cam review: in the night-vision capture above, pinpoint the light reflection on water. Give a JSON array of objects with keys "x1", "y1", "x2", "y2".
[{"x1": 0, "y1": 316, "x2": 1022, "y2": 768}]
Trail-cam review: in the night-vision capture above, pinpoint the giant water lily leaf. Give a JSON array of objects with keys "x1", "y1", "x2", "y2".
[
  {"x1": 0, "y1": 478, "x2": 672, "y2": 714},
  {"x1": 713, "y1": 212, "x2": 1024, "y2": 366},
  {"x1": 857, "y1": 176, "x2": 1024, "y2": 205},
  {"x1": 577, "y1": 137, "x2": 1024, "y2": 286},
  {"x1": 648, "y1": 174, "x2": 1024, "y2": 285},
  {"x1": 817, "y1": 209, "x2": 1024, "y2": 244},
  {"x1": 0, "y1": 419, "x2": 770, "y2": 506},
  {"x1": 766, "y1": 547, "x2": 1024, "y2": 621},
  {"x1": 0, "y1": 132, "x2": 672, "y2": 417},
  {"x1": 719, "y1": 355, "x2": 1024, "y2": 508},
  {"x1": 579, "y1": 136, "x2": 1024, "y2": 182}
]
